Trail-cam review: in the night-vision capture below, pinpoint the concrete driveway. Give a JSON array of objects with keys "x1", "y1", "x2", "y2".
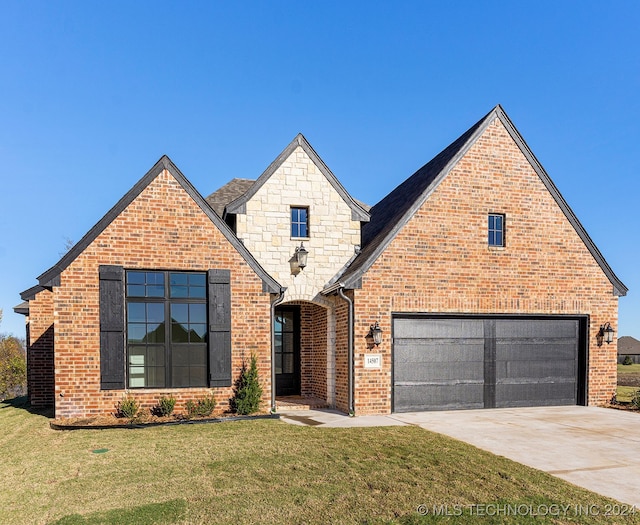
[
  {"x1": 280, "y1": 405, "x2": 640, "y2": 507},
  {"x1": 392, "y1": 406, "x2": 640, "y2": 508}
]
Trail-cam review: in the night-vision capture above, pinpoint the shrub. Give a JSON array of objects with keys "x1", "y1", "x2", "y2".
[
  {"x1": 154, "y1": 395, "x2": 176, "y2": 417},
  {"x1": 0, "y1": 335, "x2": 26, "y2": 400},
  {"x1": 232, "y1": 354, "x2": 263, "y2": 415},
  {"x1": 623, "y1": 355, "x2": 633, "y2": 366},
  {"x1": 116, "y1": 394, "x2": 139, "y2": 419},
  {"x1": 185, "y1": 395, "x2": 215, "y2": 418}
]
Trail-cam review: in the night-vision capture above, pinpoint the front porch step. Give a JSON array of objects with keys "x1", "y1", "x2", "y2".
[{"x1": 276, "y1": 396, "x2": 328, "y2": 411}]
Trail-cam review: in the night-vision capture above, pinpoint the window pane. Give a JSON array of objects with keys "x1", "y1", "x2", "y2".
[
  {"x1": 170, "y1": 285, "x2": 188, "y2": 298},
  {"x1": 146, "y1": 272, "x2": 165, "y2": 286},
  {"x1": 189, "y1": 274, "x2": 206, "y2": 287},
  {"x1": 146, "y1": 323, "x2": 165, "y2": 343},
  {"x1": 275, "y1": 354, "x2": 282, "y2": 374},
  {"x1": 127, "y1": 284, "x2": 145, "y2": 297},
  {"x1": 189, "y1": 304, "x2": 207, "y2": 323},
  {"x1": 148, "y1": 346, "x2": 165, "y2": 366},
  {"x1": 170, "y1": 273, "x2": 188, "y2": 286},
  {"x1": 129, "y1": 346, "x2": 146, "y2": 361},
  {"x1": 128, "y1": 303, "x2": 146, "y2": 323},
  {"x1": 146, "y1": 303, "x2": 164, "y2": 323},
  {"x1": 172, "y1": 323, "x2": 189, "y2": 343},
  {"x1": 128, "y1": 324, "x2": 147, "y2": 343},
  {"x1": 146, "y1": 366, "x2": 165, "y2": 388},
  {"x1": 283, "y1": 353, "x2": 294, "y2": 374},
  {"x1": 190, "y1": 346, "x2": 207, "y2": 366},
  {"x1": 173, "y1": 346, "x2": 190, "y2": 366},
  {"x1": 171, "y1": 303, "x2": 189, "y2": 323},
  {"x1": 127, "y1": 272, "x2": 146, "y2": 285},
  {"x1": 147, "y1": 285, "x2": 165, "y2": 297},
  {"x1": 189, "y1": 286, "x2": 206, "y2": 299},
  {"x1": 190, "y1": 366, "x2": 207, "y2": 387},
  {"x1": 172, "y1": 366, "x2": 190, "y2": 387},
  {"x1": 190, "y1": 324, "x2": 207, "y2": 343}
]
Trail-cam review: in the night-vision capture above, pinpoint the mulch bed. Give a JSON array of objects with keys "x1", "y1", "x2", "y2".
[{"x1": 51, "y1": 412, "x2": 279, "y2": 430}]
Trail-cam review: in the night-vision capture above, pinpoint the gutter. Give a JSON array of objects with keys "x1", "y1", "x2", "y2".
[
  {"x1": 270, "y1": 288, "x2": 286, "y2": 413},
  {"x1": 335, "y1": 285, "x2": 355, "y2": 416}
]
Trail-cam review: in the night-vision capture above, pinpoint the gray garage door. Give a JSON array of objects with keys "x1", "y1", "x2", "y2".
[{"x1": 393, "y1": 316, "x2": 582, "y2": 412}]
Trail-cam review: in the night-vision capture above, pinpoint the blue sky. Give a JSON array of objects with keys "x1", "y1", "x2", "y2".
[{"x1": 1, "y1": 1, "x2": 638, "y2": 339}]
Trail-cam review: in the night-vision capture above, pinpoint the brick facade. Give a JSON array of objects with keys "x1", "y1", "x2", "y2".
[
  {"x1": 51, "y1": 169, "x2": 273, "y2": 418},
  {"x1": 351, "y1": 118, "x2": 618, "y2": 414},
  {"x1": 26, "y1": 289, "x2": 55, "y2": 408},
  {"x1": 21, "y1": 108, "x2": 624, "y2": 419}
]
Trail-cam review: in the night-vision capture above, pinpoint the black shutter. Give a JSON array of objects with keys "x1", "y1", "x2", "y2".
[
  {"x1": 208, "y1": 269, "x2": 231, "y2": 387},
  {"x1": 99, "y1": 265, "x2": 125, "y2": 390}
]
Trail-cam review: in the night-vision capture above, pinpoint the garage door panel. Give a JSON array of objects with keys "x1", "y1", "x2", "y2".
[
  {"x1": 395, "y1": 341, "x2": 484, "y2": 364},
  {"x1": 496, "y1": 319, "x2": 578, "y2": 339},
  {"x1": 394, "y1": 383, "x2": 484, "y2": 412},
  {"x1": 395, "y1": 360, "x2": 484, "y2": 382},
  {"x1": 497, "y1": 359, "x2": 577, "y2": 380},
  {"x1": 496, "y1": 343, "x2": 577, "y2": 362},
  {"x1": 394, "y1": 318, "x2": 483, "y2": 339},
  {"x1": 393, "y1": 316, "x2": 582, "y2": 412},
  {"x1": 496, "y1": 382, "x2": 576, "y2": 408}
]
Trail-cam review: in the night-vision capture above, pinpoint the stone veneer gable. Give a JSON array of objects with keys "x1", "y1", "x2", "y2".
[{"x1": 235, "y1": 146, "x2": 361, "y2": 302}]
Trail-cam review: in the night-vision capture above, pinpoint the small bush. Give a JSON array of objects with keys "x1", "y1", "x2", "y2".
[
  {"x1": 116, "y1": 394, "x2": 139, "y2": 419},
  {"x1": 153, "y1": 395, "x2": 176, "y2": 417},
  {"x1": 232, "y1": 354, "x2": 263, "y2": 415},
  {"x1": 623, "y1": 355, "x2": 633, "y2": 366},
  {"x1": 185, "y1": 395, "x2": 215, "y2": 418}
]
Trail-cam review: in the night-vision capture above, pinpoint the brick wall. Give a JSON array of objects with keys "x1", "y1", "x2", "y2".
[
  {"x1": 26, "y1": 289, "x2": 55, "y2": 408},
  {"x1": 352, "y1": 118, "x2": 619, "y2": 414},
  {"x1": 299, "y1": 302, "x2": 327, "y2": 400},
  {"x1": 51, "y1": 169, "x2": 273, "y2": 418}
]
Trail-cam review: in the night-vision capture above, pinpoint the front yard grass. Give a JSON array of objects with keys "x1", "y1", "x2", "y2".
[{"x1": 1, "y1": 397, "x2": 639, "y2": 525}]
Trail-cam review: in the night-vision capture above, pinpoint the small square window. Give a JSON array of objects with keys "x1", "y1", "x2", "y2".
[
  {"x1": 488, "y1": 214, "x2": 505, "y2": 247},
  {"x1": 291, "y1": 207, "x2": 309, "y2": 238}
]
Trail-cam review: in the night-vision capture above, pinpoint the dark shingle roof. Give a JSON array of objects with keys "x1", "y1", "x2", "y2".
[
  {"x1": 332, "y1": 105, "x2": 628, "y2": 297},
  {"x1": 618, "y1": 336, "x2": 640, "y2": 355},
  {"x1": 205, "y1": 178, "x2": 255, "y2": 217}
]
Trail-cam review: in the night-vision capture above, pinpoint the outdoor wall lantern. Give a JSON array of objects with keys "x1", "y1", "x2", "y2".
[
  {"x1": 596, "y1": 322, "x2": 615, "y2": 347},
  {"x1": 367, "y1": 322, "x2": 383, "y2": 346},
  {"x1": 289, "y1": 242, "x2": 309, "y2": 274}
]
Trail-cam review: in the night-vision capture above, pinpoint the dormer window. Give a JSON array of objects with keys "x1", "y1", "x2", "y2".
[{"x1": 291, "y1": 207, "x2": 309, "y2": 238}]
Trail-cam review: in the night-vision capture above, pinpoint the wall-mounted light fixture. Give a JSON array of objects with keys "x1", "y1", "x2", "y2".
[
  {"x1": 289, "y1": 242, "x2": 309, "y2": 275},
  {"x1": 366, "y1": 321, "x2": 383, "y2": 346},
  {"x1": 596, "y1": 322, "x2": 615, "y2": 347}
]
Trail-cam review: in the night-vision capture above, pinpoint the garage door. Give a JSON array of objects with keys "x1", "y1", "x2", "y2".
[{"x1": 393, "y1": 316, "x2": 584, "y2": 412}]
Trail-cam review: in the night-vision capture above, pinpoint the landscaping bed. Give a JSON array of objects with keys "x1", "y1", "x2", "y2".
[{"x1": 50, "y1": 412, "x2": 278, "y2": 430}]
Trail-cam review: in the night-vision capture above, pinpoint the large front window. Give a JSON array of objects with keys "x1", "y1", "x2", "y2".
[{"x1": 126, "y1": 270, "x2": 207, "y2": 388}]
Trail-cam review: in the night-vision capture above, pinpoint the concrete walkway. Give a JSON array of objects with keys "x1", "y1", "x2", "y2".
[{"x1": 279, "y1": 406, "x2": 640, "y2": 507}]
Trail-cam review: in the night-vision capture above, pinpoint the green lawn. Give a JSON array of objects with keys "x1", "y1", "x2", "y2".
[
  {"x1": 617, "y1": 364, "x2": 640, "y2": 402},
  {"x1": 618, "y1": 363, "x2": 640, "y2": 375},
  {"x1": 1, "y1": 397, "x2": 639, "y2": 525}
]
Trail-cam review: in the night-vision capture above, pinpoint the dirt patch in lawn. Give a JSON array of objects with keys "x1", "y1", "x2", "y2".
[{"x1": 618, "y1": 372, "x2": 640, "y2": 387}]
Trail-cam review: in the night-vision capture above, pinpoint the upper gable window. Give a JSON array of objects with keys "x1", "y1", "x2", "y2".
[
  {"x1": 291, "y1": 207, "x2": 309, "y2": 238},
  {"x1": 488, "y1": 214, "x2": 505, "y2": 247}
]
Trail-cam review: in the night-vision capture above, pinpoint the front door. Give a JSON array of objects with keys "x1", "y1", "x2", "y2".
[{"x1": 274, "y1": 306, "x2": 301, "y2": 396}]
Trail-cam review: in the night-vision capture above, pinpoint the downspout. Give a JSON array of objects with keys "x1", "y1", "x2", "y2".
[
  {"x1": 270, "y1": 288, "x2": 286, "y2": 413},
  {"x1": 337, "y1": 287, "x2": 355, "y2": 416}
]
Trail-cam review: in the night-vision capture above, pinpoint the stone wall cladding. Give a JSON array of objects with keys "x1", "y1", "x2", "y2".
[
  {"x1": 52, "y1": 170, "x2": 273, "y2": 418},
  {"x1": 236, "y1": 146, "x2": 361, "y2": 303},
  {"x1": 26, "y1": 289, "x2": 55, "y2": 407},
  {"x1": 353, "y1": 118, "x2": 618, "y2": 415}
]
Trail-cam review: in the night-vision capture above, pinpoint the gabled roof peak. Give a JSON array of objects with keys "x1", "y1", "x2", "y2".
[
  {"x1": 334, "y1": 105, "x2": 627, "y2": 297},
  {"x1": 225, "y1": 134, "x2": 370, "y2": 222}
]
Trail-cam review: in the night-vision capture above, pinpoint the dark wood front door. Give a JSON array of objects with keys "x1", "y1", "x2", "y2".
[{"x1": 274, "y1": 306, "x2": 300, "y2": 396}]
